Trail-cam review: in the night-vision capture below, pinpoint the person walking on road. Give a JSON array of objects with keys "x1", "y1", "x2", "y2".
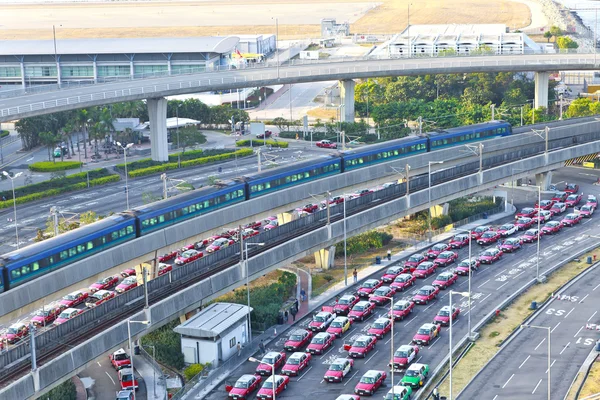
[
  {"x1": 353, "y1": 268, "x2": 358, "y2": 283},
  {"x1": 259, "y1": 340, "x2": 266, "y2": 356},
  {"x1": 290, "y1": 307, "x2": 297, "y2": 322},
  {"x1": 387, "y1": 249, "x2": 392, "y2": 261},
  {"x1": 237, "y1": 342, "x2": 242, "y2": 356},
  {"x1": 284, "y1": 310, "x2": 289, "y2": 322},
  {"x1": 300, "y1": 288, "x2": 306, "y2": 302}
]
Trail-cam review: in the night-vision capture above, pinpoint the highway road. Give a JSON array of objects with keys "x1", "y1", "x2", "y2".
[
  {"x1": 80, "y1": 352, "x2": 148, "y2": 400},
  {"x1": 458, "y1": 265, "x2": 600, "y2": 400},
  {"x1": 0, "y1": 141, "x2": 333, "y2": 254},
  {"x1": 203, "y1": 168, "x2": 600, "y2": 400}
]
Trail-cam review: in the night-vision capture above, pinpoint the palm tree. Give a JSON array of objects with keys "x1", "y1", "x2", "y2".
[{"x1": 72, "y1": 109, "x2": 89, "y2": 159}]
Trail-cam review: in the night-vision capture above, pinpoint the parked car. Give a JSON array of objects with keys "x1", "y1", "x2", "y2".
[
  {"x1": 580, "y1": 204, "x2": 595, "y2": 218},
  {"x1": 532, "y1": 210, "x2": 552, "y2": 223},
  {"x1": 31, "y1": 305, "x2": 63, "y2": 327},
  {"x1": 448, "y1": 234, "x2": 469, "y2": 249},
  {"x1": 316, "y1": 139, "x2": 338, "y2": 149},
  {"x1": 478, "y1": 248, "x2": 503, "y2": 264},
  {"x1": 455, "y1": 259, "x2": 480, "y2": 276},
  {"x1": 345, "y1": 334, "x2": 377, "y2": 358},
  {"x1": 327, "y1": 316, "x2": 352, "y2": 338},
  {"x1": 412, "y1": 323, "x2": 440, "y2": 345},
  {"x1": 54, "y1": 308, "x2": 82, "y2": 325},
  {"x1": 60, "y1": 289, "x2": 89, "y2": 308},
  {"x1": 521, "y1": 229, "x2": 543, "y2": 243},
  {"x1": 225, "y1": 374, "x2": 262, "y2": 399},
  {"x1": 333, "y1": 294, "x2": 360, "y2": 315},
  {"x1": 515, "y1": 217, "x2": 534, "y2": 231},
  {"x1": 309, "y1": 311, "x2": 336, "y2": 332},
  {"x1": 389, "y1": 299, "x2": 415, "y2": 321},
  {"x1": 412, "y1": 285, "x2": 440, "y2": 305},
  {"x1": 552, "y1": 192, "x2": 568, "y2": 202},
  {"x1": 85, "y1": 289, "x2": 115, "y2": 307},
  {"x1": 400, "y1": 363, "x2": 429, "y2": 389},
  {"x1": 206, "y1": 238, "x2": 234, "y2": 253},
  {"x1": 115, "y1": 276, "x2": 138, "y2": 294},
  {"x1": 390, "y1": 344, "x2": 420, "y2": 370},
  {"x1": 497, "y1": 223, "x2": 517, "y2": 237},
  {"x1": 390, "y1": 273, "x2": 416, "y2": 292},
  {"x1": 255, "y1": 352, "x2": 286, "y2": 376},
  {"x1": 541, "y1": 220, "x2": 563, "y2": 235},
  {"x1": 403, "y1": 254, "x2": 427, "y2": 272},
  {"x1": 357, "y1": 279, "x2": 382, "y2": 297},
  {"x1": 175, "y1": 249, "x2": 203, "y2": 265},
  {"x1": 499, "y1": 237, "x2": 523, "y2": 253},
  {"x1": 324, "y1": 358, "x2": 354, "y2": 383},
  {"x1": 477, "y1": 231, "x2": 501, "y2": 245},
  {"x1": 565, "y1": 193, "x2": 583, "y2": 207},
  {"x1": 354, "y1": 370, "x2": 387, "y2": 396},
  {"x1": 284, "y1": 329, "x2": 313, "y2": 352},
  {"x1": 536, "y1": 199, "x2": 555, "y2": 210},
  {"x1": 348, "y1": 301, "x2": 376, "y2": 322},
  {"x1": 369, "y1": 286, "x2": 396, "y2": 305},
  {"x1": 431, "y1": 271, "x2": 458, "y2": 290},
  {"x1": 383, "y1": 386, "x2": 413, "y2": 400},
  {"x1": 381, "y1": 266, "x2": 403, "y2": 283},
  {"x1": 281, "y1": 352, "x2": 311, "y2": 376},
  {"x1": 3, "y1": 322, "x2": 29, "y2": 344},
  {"x1": 550, "y1": 202, "x2": 567, "y2": 216},
  {"x1": 433, "y1": 251, "x2": 458, "y2": 267},
  {"x1": 89, "y1": 275, "x2": 119, "y2": 292},
  {"x1": 433, "y1": 306, "x2": 460, "y2": 326},
  {"x1": 516, "y1": 207, "x2": 537, "y2": 218},
  {"x1": 412, "y1": 262, "x2": 436, "y2": 279},
  {"x1": 367, "y1": 318, "x2": 393, "y2": 339},
  {"x1": 561, "y1": 213, "x2": 582, "y2": 227},
  {"x1": 256, "y1": 375, "x2": 289, "y2": 399},
  {"x1": 564, "y1": 183, "x2": 579, "y2": 194},
  {"x1": 426, "y1": 243, "x2": 449, "y2": 259},
  {"x1": 470, "y1": 226, "x2": 491, "y2": 240},
  {"x1": 307, "y1": 332, "x2": 335, "y2": 355}
]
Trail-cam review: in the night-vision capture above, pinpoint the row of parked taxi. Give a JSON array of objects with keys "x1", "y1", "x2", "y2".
[{"x1": 224, "y1": 183, "x2": 595, "y2": 400}]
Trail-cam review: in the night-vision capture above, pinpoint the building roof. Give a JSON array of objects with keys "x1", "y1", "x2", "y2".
[
  {"x1": 400, "y1": 24, "x2": 508, "y2": 37},
  {"x1": 0, "y1": 36, "x2": 240, "y2": 56},
  {"x1": 174, "y1": 302, "x2": 252, "y2": 339}
]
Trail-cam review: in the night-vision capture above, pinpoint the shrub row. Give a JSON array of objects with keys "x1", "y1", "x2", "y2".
[
  {"x1": 128, "y1": 148, "x2": 254, "y2": 178},
  {"x1": 335, "y1": 230, "x2": 393, "y2": 257},
  {"x1": 235, "y1": 139, "x2": 288, "y2": 148},
  {"x1": 0, "y1": 168, "x2": 113, "y2": 199},
  {"x1": 0, "y1": 130, "x2": 9, "y2": 138},
  {"x1": 28, "y1": 161, "x2": 83, "y2": 172},
  {"x1": 0, "y1": 174, "x2": 120, "y2": 209},
  {"x1": 115, "y1": 149, "x2": 237, "y2": 173}
]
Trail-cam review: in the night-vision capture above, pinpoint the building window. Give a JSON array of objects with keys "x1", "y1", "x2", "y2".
[
  {"x1": 0, "y1": 67, "x2": 21, "y2": 78},
  {"x1": 61, "y1": 66, "x2": 93, "y2": 77},
  {"x1": 229, "y1": 337, "x2": 236, "y2": 348},
  {"x1": 171, "y1": 64, "x2": 205, "y2": 74},
  {"x1": 133, "y1": 65, "x2": 168, "y2": 75},
  {"x1": 97, "y1": 65, "x2": 130, "y2": 77},
  {"x1": 25, "y1": 66, "x2": 57, "y2": 78}
]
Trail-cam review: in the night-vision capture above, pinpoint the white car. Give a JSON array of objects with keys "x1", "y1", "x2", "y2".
[
  {"x1": 382, "y1": 182, "x2": 397, "y2": 189},
  {"x1": 535, "y1": 210, "x2": 552, "y2": 222},
  {"x1": 497, "y1": 223, "x2": 517, "y2": 237}
]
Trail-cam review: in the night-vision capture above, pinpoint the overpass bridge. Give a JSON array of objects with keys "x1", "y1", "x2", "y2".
[
  {"x1": 1, "y1": 116, "x2": 599, "y2": 324},
  {"x1": 0, "y1": 52, "x2": 597, "y2": 160},
  {"x1": 2, "y1": 124, "x2": 600, "y2": 398}
]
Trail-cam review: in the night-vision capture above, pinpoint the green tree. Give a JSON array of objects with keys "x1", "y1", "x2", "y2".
[
  {"x1": 39, "y1": 131, "x2": 61, "y2": 161},
  {"x1": 272, "y1": 117, "x2": 288, "y2": 133},
  {"x1": 556, "y1": 36, "x2": 578, "y2": 49},
  {"x1": 46, "y1": 378, "x2": 77, "y2": 400},
  {"x1": 550, "y1": 26, "x2": 563, "y2": 42},
  {"x1": 544, "y1": 31, "x2": 553, "y2": 43},
  {"x1": 565, "y1": 97, "x2": 593, "y2": 118},
  {"x1": 178, "y1": 125, "x2": 206, "y2": 153},
  {"x1": 79, "y1": 210, "x2": 98, "y2": 225}
]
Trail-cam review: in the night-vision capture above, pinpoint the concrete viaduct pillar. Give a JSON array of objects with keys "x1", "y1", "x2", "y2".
[
  {"x1": 534, "y1": 72, "x2": 550, "y2": 110},
  {"x1": 535, "y1": 171, "x2": 553, "y2": 190},
  {"x1": 339, "y1": 79, "x2": 356, "y2": 123},
  {"x1": 147, "y1": 97, "x2": 169, "y2": 162},
  {"x1": 314, "y1": 246, "x2": 336, "y2": 269}
]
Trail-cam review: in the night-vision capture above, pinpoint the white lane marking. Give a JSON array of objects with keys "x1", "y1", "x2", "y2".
[
  {"x1": 518, "y1": 355, "x2": 530, "y2": 369},
  {"x1": 298, "y1": 366, "x2": 312, "y2": 381},
  {"x1": 512, "y1": 271, "x2": 526, "y2": 280},
  {"x1": 593, "y1": 283, "x2": 600, "y2": 291},
  {"x1": 494, "y1": 269, "x2": 506, "y2": 277},
  {"x1": 415, "y1": 356, "x2": 422, "y2": 363},
  {"x1": 551, "y1": 322, "x2": 561, "y2": 333},
  {"x1": 574, "y1": 326, "x2": 584, "y2": 338},
  {"x1": 322, "y1": 346, "x2": 334, "y2": 357},
  {"x1": 479, "y1": 293, "x2": 492, "y2": 303},
  {"x1": 97, "y1": 361, "x2": 101, "y2": 367},
  {"x1": 588, "y1": 311, "x2": 597, "y2": 322},
  {"x1": 365, "y1": 350, "x2": 379, "y2": 364},
  {"x1": 105, "y1": 371, "x2": 116, "y2": 385},
  {"x1": 404, "y1": 317, "x2": 417, "y2": 327},
  {"x1": 545, "y1": 359, "x2": 556, "y2": 373},
  {"x1": 429, "y1": 337, "x2": 441, "y2": 349},
  {"x1": 464, "y1": 305, "x2": 476, "y2": 316},
  {"x1": 535, "y1": 338, "x2": 546, "y2": 351},
  {"x1": 564, "y1": 308, "x2": 575, "y2": 319},
  {"x1": 532, "y1": 378, "x2": 542, "y2": 394},
  {"x1": 560, "y1": 342, "x2": 571, "y2": 355},
  {"x1": 502, "y1": 373, "x2": 515, "y2": 388},
  {"x1": 344, "y1": 370, "x2": 360, "y2": 386},
  {"x1": 477, "y1": 279, "x2": 491, "y2": 289},
  {"x1": 497, "y1": 281, "x2": 510, "y2": 291},
  {"x1": 423, "y1": 304, "x2": 434, "y2": 312},
  {"x1": 493, "y1": 396, "x2": 498, "y2": 400},
  {"x1": 579, "y1": 294, "x2": 589, "y2": 303}
]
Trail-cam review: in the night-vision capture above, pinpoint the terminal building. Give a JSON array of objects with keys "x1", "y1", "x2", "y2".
[
  {"x1": 0, "y1": 35, "x2": 275, "y2": 90},
  {"x1": 386, "y1": 24, "x2": 528, "y2": 57}
]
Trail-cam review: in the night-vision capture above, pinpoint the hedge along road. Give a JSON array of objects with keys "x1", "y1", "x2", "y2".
[
  {"x1": 204, "y1": 200, "x2": 600, "y2": 400},
  {"x1": 0, "y1": 145, "x2": 328, "y2": 254}
]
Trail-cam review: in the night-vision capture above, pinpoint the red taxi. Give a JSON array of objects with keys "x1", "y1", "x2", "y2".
[
  {"x1": 281, "y1": 352, "x2": 311, "y2": 376},
  {"x1": 89, "y1": 275, "x2": 118, "y2": 292},
  {"x1": 433, "y1": 306, "x2": 460, "y2": 326},
  {"x1": 226, "y1": 374, "x2": 262, "y2": 399},
  {"x1": 390, "y1": 273, "x2": 416, "y2": 292},
  {"x1": 345, "y1": 334, "x2": 377, "y2": 358},
  {"x1": 357, "y1": 279, "x2": 382, "y2": 297},
  {"x1": 388, "y1": 299, "x2": 415, "y2": 321},
  {"x1": 431, "y1": 271, "x2": 458, "y2": 290},
  {"x1": 412, "y1": 285, "x2": 440, "y2": 305},
  {"x1": 307, "y1": 332, "x2": 335, "y2": 355},
  {"x1": 284, "y1": 329, "x2": 313, "y2": 351}
]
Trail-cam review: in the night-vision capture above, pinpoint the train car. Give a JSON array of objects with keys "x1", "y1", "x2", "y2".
[
  {"x1": 0, "y1": 270, "x2": 4, "y2": 294},
  {"x1": 0, "y1": 214, "x2": 137, "y2": 292},
  {"x1": 427, "y1": 120, "x2": 512, "y2": 151},
  {"x1": 245, "y1": 156, "x2": 342, "y2": 199},
  {"x1": 341, "y1": 136, "x2": 428, "y2": 172},
  {"x1": 129, "y1": 180, "x2": 246, "y2": 236}
]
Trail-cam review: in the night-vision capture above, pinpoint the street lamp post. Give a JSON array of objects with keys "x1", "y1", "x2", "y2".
[
  {"x1": 522, "y1": 324, "x2": 551, "y2": 400},
  {"x1": 249, "y1": 357, "x2": 276, "y2": 400},
  {"x1": 428, "y1": 161, "x2": 444, "y2": 242},
  {"x1": 127, "y1": 319, "x2": 150, "y2": 400},
  {"x1": 176, "y1": 104, "x2": 182, "y2": 149},
  {"x1": 453, "y1": 229, "x2": 473, "y2": 338},
  {"x1": 2, "y1": 171, "x2": 23, "y2": 248},
  {"x1": 244, "y1": 242, "x2": 264, "y2": 342},
  {"x1": 116, "y1": 142, "x2": 134, "y2": 209},
  {"x1": 272, "y1": 17, "x2": 279, "y2": 78},
  {"x1": 343, "y1": 193, "x2": 349, "y2": 285},
  {"x1": 448, "y1": 291, "x2": 470, "y2": 400},
  {"x1": 535, "y1": 185, "x2": 542, "y2": 282}
]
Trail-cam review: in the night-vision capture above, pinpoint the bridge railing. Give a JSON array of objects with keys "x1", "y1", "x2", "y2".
[{"x1": 0, "y1": 47, "x2": 595, "y2": 101}]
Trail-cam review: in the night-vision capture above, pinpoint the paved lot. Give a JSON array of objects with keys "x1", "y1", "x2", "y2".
[{"x1": 202, "y1": 169, "x2": 600, "y2": 400}]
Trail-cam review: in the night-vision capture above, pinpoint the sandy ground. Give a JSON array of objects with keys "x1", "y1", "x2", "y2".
[{"x1": 0, "y1": 0, "x2": 532, "y2": 40}]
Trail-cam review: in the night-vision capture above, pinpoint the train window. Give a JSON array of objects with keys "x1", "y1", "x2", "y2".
[
  {"x1": 77, "y1": 245, "x2": 85, "y2": 253},
  {"x1": 112, "y1": 231, "x2": 119, "y2": 240},
  {"x1": 87, "y1": 241, "x2": 93, "y2": 250},
  {"x1": 11, "y1": 269, "x2": 20, "y2": 279},
  {"x1": 32, "y1": 262, "x2": 39, "y2": 271},
  {"x1": 21, "y1": 265, "x2": 31, "y2": 275},
  {"x1": 181, "y1": 206, "x2": 189, "y2": 215},
  {"x1": 69, "y1": 248, "x2": 77, "y2": 257},
  {"x1": 203, "y1": 200, "x2": 210, "y2": 208},
  {"x1": 60, "y1": 250, "x2": 68, "y2": 260}
]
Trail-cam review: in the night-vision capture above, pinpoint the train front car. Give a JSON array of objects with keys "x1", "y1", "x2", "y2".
[
  {"x1": 341, "y1": 136, "x2": 428, "y2": 172},
  {"x1": 0, "y1": 213, "x2": 137, "y2": 292}
]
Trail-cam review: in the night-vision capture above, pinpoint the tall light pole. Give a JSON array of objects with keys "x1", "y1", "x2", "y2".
[
  {"x1": 453, "y1": 229, "x2": 473, "y2": 338},
  {"x1": 370, "y1": 294, "x2": 395, "y2": 389},
  {"x1": 127, "y1": 319, "x2": 150, "y2": 400},
  {"x1": 343, "y1": 193, "x2": 349, "y2": 285},
  {"x1": 428, "y1": 161, "x2": 444, "y2": 242},
  {"x1": 522, "y1": 324, "x2": 551, "y2": 400},
  {"x1": 52, "y1": 24, "x2": 62, "y2": 87},
  {"x1": 176, "y1": 103, "x2": 182, "y2": 149},
  {"x1": 245, "y1": 242, "x2": 264, "y2": 342},
  {"x1": 535, "y1": 185, "x2": 542, "y2": 282},
  {"x1": 249, "y1": 357, "x2": 276, "y2": 400},
  {"x1": 3, "y1": 171, "x2": 23, "y2": 248},
  {"x1": 448, "y1": 291, "x2": 470, "y2": 400},
  {"x1": 116, "y1": 142, "x2": 134, "y2": 209},
  {"x1": 272, "y1": 17, "x2": 279, "y2": 78}
]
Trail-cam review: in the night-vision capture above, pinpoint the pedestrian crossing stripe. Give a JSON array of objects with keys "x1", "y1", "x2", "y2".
[{"x1": 565, "y1": 153, "x2": 598, "y2": 166}]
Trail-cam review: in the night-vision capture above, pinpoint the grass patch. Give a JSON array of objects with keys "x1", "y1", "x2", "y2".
[
  {"x1": 564, "y1": 371, "x2": 587, "y2": 400},
  {"x1": 579, "y1": 359, "x2": 600, "y2": 399},
  {"x1": 307, "y1": 107, "x2": 339, "y2": 121},
  {"x1": 435, "y1": 250, "x2": 599, "y2": 399}
]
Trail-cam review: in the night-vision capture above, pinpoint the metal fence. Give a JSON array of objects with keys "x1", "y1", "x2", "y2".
[{"x1": 0, "y1": 161, "x2": 504, "y2": 370}]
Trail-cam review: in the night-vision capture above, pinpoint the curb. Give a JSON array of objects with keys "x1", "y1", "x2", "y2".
[{"x1": 443, "y1": 244, "x2": 600, "y2": 400}]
